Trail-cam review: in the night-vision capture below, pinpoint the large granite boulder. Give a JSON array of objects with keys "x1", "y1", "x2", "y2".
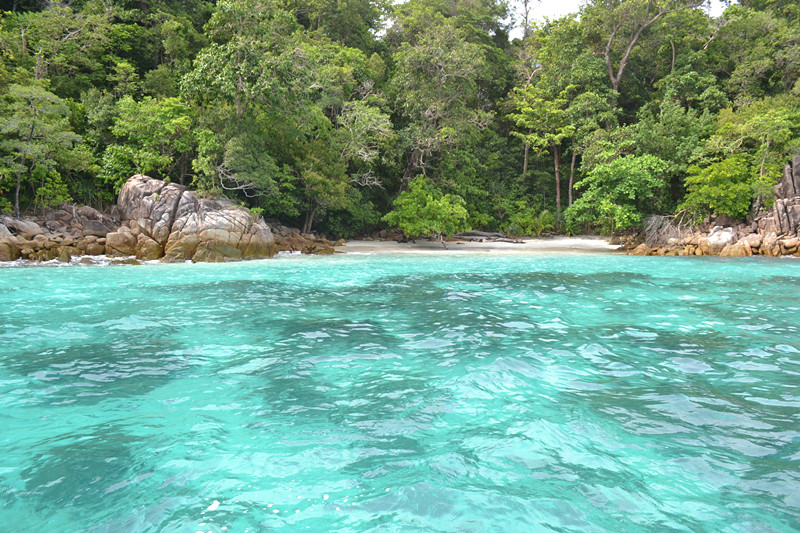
[
  {"x1": 0, "y1": 216, "x2": 44, "y2": 239},
  {"x1": 107, "y1": 175, "x2": 276, "y2": 262},
  {"x1": 698, "y1": 226, "x2": 736, "y2": 255},
  {"x1": 0, "y1": 236, "x2": 20, "y2": 261},
  {"x1": 719, "y1": 242, "x2": 750, "y2": 257},
  {"x1": 106, "y1": 226, "x2": 138, "y2": 256}
]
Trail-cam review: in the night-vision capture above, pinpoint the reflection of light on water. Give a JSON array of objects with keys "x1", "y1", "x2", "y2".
[{"x1": 196, "y1": 485, "x2": 384, "y2": 530}]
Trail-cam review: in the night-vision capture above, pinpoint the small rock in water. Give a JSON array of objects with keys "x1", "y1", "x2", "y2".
[{"x1": 110, "y1": 258, "x2": 141, "y2": 266}]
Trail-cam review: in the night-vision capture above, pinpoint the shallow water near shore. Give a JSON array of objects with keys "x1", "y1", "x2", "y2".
[{"x1": 1, "y1": 253, "x2": 800, "y2": 532}]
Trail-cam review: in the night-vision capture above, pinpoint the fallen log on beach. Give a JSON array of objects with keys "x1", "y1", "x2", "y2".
[{"x1": 454, "y1": 231, "x2": 524, "y2": 244}]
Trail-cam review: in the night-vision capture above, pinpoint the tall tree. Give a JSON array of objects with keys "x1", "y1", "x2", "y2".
[
  {"x1": 582, "y1": 0, "x2": 703, "y2": 104},
  {"x1": 509, "y1": 84, "x2": 575, "y2": 214},
  {"x1": 101, "y1": 95, "x2": 195, "y2": 190},
  {"x1": 705, "y1": 5, "x2": 800, "y2": 105},
  {"x1": 0, "y1": 84, "x2": 85, "y2": 216},
  {"x1": 390, "y1": 17, "x2": 490, "y2": 185}
]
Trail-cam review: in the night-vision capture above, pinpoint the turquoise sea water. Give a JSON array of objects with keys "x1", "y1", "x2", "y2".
[{"x1": 1, "y1": 253, "x2": 800, "y2": 532}]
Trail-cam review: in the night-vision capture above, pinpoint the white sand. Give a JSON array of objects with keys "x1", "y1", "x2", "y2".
[{"x1": 340, "y1": 236, "x2": 620, "y2": 255}]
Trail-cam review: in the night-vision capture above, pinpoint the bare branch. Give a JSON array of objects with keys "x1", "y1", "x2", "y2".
[
  {"x1": 216, "y1": 165, "x2": 265, "y2": 198},
  {"x1": 350, "y1": 171, "x2": 384, "y2": 188}
]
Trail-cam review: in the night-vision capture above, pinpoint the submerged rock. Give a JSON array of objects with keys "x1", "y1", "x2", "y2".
[{"x1": 110, "y1": 258, "x2": 141, "y2": 266}]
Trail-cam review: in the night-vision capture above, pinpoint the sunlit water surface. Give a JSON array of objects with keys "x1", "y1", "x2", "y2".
[{"x1": 1, "y1": 253, "x2": 800, "y2": 532}]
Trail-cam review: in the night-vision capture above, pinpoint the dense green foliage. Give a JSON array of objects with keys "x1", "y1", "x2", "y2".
[
  {"x1": 2, "y1": 0, "x2": 799, "y2": 234},
  {"x1": 382, "y1": 177, "x2": 470, "y2": 239},
  {"x1": 678, "y1": 155, "x2": 764, "y2": 221},
  {"x1": 566, "y1": 154, "x2": 669, "y2": 233}
]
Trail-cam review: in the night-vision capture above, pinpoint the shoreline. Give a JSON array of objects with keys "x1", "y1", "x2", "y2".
[
  {"x1": 0, "y1": 236, "x2": 620, "y2": 267},
  {"x1": 340, "y1": 236, "x2": 620, "y2": 255}
]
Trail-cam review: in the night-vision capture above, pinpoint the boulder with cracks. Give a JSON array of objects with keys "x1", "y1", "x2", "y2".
[{"x1": 106, "y1": 175, "x2": 277, "y2": 262}]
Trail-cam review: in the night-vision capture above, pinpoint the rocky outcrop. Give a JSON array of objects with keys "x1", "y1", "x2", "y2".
[
  {"x1": 269, "y1": 223, "x2": 342, "y2": 255},
  {"x1": 0, "y1": 208, "x2": 112, "y2": 261},
  {"x1": 38, "y1": 205, "x2": 117, "y2": 237},
  {"x1": 756, "y1": 155, "x2": 800, "y2": 237},
  {"x1": 106, "y1": 175, "x2": 278, "y2": 262},
  {"x1": 0, "y1": 175, "x2": 343, "y2": 263},
  {"x1": 0, "y1": 216, "x2": 44, "y2": 239},
  {"x1": 627, "y1": 156, "x2": 800, "y2": 257}
]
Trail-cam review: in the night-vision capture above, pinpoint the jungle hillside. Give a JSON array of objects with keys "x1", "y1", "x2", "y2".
[{"x1": 1, "y1": 0, "x2": 799, "y2": 238}]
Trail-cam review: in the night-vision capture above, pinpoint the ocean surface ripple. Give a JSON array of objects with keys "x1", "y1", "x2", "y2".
[{"x1": 1, "y1": 254, "x2": 799, "y2": 532}]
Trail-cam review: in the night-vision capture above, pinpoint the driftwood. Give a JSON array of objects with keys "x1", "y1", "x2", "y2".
[
  {"x1": 643, "y1": 214, "x2": 690, "y2": 247},
  {"x1": 458, "y1": 231, "x2": 508, "y2": 238},
  {"x1": 454, "y1": 231, "x2": 524, "y2": 244}
]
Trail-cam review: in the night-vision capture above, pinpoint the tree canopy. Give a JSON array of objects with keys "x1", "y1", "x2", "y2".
[{"x1": 2, "y1": 0, "x2": 798, "y2": 235}]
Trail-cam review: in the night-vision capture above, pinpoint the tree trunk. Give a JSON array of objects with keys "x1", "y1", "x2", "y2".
[
  {"x1": 760, "y1": 139, "x2": 770, "y2": 176},
  {"x1": 670, "y1": 39, "x2": 676, "y2": 73},
  {"x1": 179, "y1": 155, "x2": 187, "y2": 186},
  {"x1": 604, "y1": 9, "x2": 669, "y2": 107},
  {"x1": 523, "y1": 142, "x2": 529, "y2": 175},
  {"x1": 553, "y1": 144, "x2": 561, "y2": 215},
  {"x1": 14, "y1": 169, "x2": 22, "y2": 218},
  {"x1": 303, "y1": 206, "x2": 316, "y2": 234},
  {"x1": 522, "y1": 0, "x2": 531, "y2": 39},
  {"x1": 568, "y1": 151, "x2": 577, "y2": 206},
  {"x1": 401, "y1": 149, "x2": 420, "y2": 190},
  {"x1": 13, "y1": 151, "x2": 28, "y2": 218}
]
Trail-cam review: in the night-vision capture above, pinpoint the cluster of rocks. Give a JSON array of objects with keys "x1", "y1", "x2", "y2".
[
  {"x1": 0, "y1": 206, "x2": 117, "y2": 262},
  {"x1": 627, "y1": 155, "x2": 800, "y2": 258},
  {"x1": 628, "y1": 225, "x2": 799, "y2": 257},
  {"x1": 0, "y1": 175, "x2": 341, "y2": 263},
  {"x1": 270, "y1": 223, "x2": 343, "y2": 255}
]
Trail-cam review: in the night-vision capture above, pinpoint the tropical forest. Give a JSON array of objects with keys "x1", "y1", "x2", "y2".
[{"x1": 1, "y1": 0, "x2": 799, "y2": 238}]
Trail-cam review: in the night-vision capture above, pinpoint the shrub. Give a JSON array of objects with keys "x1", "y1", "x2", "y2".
[
  {"x1": 565, "y1": 154, "x2": 668, "y2": 234},
  {"x1": 382, "y1": 177, "x2": 470, "y2": 239},
  {"x1": 678, "y1": 155, "x2": 773, "y2": 221}
]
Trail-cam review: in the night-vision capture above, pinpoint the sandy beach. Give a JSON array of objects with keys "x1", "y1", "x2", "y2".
[{"x1": 340, "y1": 236, "x2": 620, "y2": 254}]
